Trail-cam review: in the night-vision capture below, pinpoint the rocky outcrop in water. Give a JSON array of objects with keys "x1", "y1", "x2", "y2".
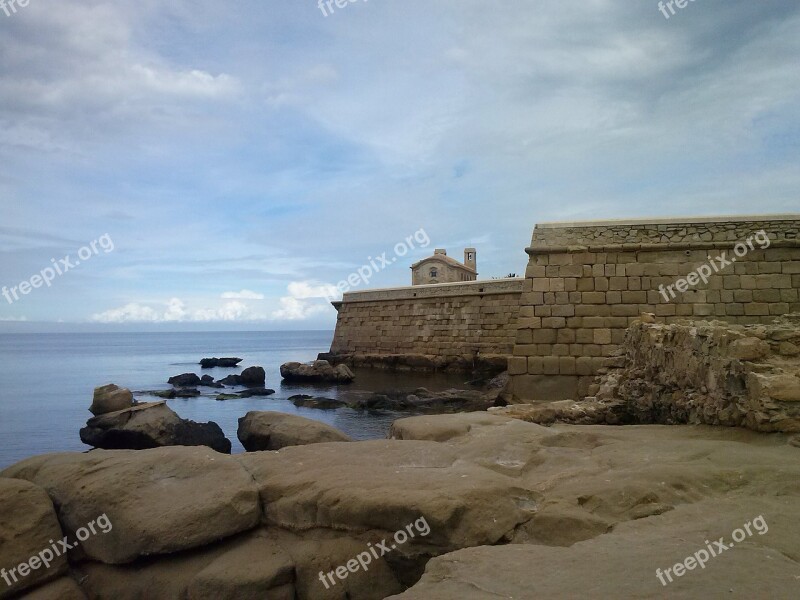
[
  {"x1": 200, "y1": 357, "x2": 243, "y2": 369},
  {"x1": 167, "y1": 373, "x2": 201, "y2": 387},
  {"x1": 280, "y1": 360, "x2": 355, "y2": 383},
  {"x1": 79, "y1": 388, "x2": 231, "y2": 454},
  {"x1": 237, "y1": 411, "x2": 352, "y2": 451}
]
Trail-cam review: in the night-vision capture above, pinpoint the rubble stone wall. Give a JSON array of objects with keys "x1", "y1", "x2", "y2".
[{"x1": 589, "y1": 316, "x2": 800, "y2": 433}]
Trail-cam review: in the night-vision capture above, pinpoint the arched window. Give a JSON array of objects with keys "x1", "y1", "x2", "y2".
[{"x1": 430, "y1": 267, "x2": 438, "y2": 279}]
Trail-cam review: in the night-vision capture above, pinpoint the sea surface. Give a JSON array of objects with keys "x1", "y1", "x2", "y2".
[{"x1": 0, "y1": 331, "x2": 471, "y2": 469}]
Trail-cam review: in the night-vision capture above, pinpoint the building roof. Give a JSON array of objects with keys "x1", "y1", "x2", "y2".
[{"x1": 411, "y1": 254, "x2": 477, "y2": 274}]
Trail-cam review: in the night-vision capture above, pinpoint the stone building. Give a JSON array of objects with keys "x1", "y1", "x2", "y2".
[{"x1": 411, "y1": 248, "x2": 477, "y2": 285}]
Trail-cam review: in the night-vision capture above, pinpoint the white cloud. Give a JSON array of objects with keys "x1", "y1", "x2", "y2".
[
  {"x1": 272, "y1": 281, "x2": 338, "y2": 321},
  {"x1": 90, "y1": 285, "x2": 337, "y2": 323},
  {"x1": 287, "y1": 281, "x2": 338, "y2": 300},
  {"x1": 0, "y1": 316, "x2": 28, "y2": 322},
  {"x1": 221, "y1": 289, "x2": 265, "y2": 300}
]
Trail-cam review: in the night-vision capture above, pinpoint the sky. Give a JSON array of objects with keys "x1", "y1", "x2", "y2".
[{"x1": 0, "y1": 0, "x2": 798, "y2": 332}]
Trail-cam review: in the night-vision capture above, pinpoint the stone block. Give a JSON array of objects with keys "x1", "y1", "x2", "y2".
[
  {"x1": 583, "y1": 292, "x2": 606, "y2": 304},
  {"x1": 559, "y1": 356, "x2": 577, "y2": 375},
  {"x1": 508, "y1": 357, "x2": 528, "y2": 376},
  {"x1": 593, "y1": 329, "x2": 612, "y2": 345},
  {"x1": 541, "y1": 356, "x2": 560, "y2": 375}
]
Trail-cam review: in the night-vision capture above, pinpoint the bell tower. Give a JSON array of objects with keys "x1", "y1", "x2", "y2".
[{"x1": 464, "y1": 248, "x2": 477, "y2": 273}]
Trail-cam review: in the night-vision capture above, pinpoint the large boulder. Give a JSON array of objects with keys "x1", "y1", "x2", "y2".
[
  {"x1": 200, "y1": 357, "x2": 243, "y2": 369},
  {"x1": 79, "y1": 401, "x2": 232, "y2": 454},
  {"x1": 1, "y1": 446, "x2": 261, "y2": 564},
  {"x1": 0, "y1": 479, "x2": 68, "y2": 599},
  {"x1": 168, "y1": 373, "x2": 201, "y2": 387},
  {"x1": 240, "y1": 366, "x2": 266, "y2": 387},
  {"x1": 72, "y1": 528, "x2": 402, "y2": 600},
  {"x1": 237, "y1": 412, "x2": 352, "y2": 451},
  {"x1": 280, "y1": 361, "x2": 354, "y2": 384},
  {"x1": 90, "y1": 384, "x2": 134, "y2": 416}
]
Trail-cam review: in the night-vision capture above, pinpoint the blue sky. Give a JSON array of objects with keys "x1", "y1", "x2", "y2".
[{"x1": 0, "y1": 0, "x2": 798, "y2": 331}]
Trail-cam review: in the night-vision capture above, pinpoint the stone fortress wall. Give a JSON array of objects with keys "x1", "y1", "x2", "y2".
[
  {"x1": 326, "y1": 278, "x2": 523, "y2": 371},
  {"x1": 510, "y1": 215, "x2": 800, "y2": 401},
  {"x1": 327, "y1": 215, "x2": 800, "y2": 398}
]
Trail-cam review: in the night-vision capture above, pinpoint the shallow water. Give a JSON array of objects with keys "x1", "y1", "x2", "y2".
[{"x1": 0, "y1": 331, "x2": 472, "y2": 468}]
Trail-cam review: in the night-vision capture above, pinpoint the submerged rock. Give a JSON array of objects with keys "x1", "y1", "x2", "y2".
[
  {"x1": 199, "y1": 375, "x2": 224, "y2": 389},
  {"x1": 237, "y1": 387, "x2": 276, "y2": 398},
  {"x1": 289, "y1": 394, "x2": 347, "y2": 410},
  {"x1": 237, "y1": 411, "x2": 352, "y2": 451},
  {"x1": 200, "y1": 357, "x2": 243, "y2": 369},
  {"x1": 280, "y1": 360, "x2": 355, "y2": 383},
  {"x1": 79, "y1": 401, "x2": 231, "y2": 454},
  {"x1": 348, "y1": 387, "x2": 492, "y2": 413}
]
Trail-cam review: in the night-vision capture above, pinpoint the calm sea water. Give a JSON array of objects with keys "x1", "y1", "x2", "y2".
[{"x1": 0, "y1": 331, "x2": 471, "y2": 469}]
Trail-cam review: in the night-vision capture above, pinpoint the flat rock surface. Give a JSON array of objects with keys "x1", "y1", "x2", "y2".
[
  {"x1": 237, "y1": 438, "x2": 538, "y2": 554},
  {"x1": 1, "y1": 446, "x2": 260, "y2": 564},
  {"x1": 390, "y1": 497, "x2": 800, "y2": 599}
]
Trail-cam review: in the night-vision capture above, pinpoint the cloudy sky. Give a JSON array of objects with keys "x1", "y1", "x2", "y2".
[{"x1": 0, "y1": 0, "x2": 798, "y2": 331}]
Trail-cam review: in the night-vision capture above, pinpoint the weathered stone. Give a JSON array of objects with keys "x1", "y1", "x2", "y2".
[
  {"x1": 0, "y1": 479, "x2": 67, "y2": 598},
  {"x1": 729, "y1": 337, "x2": 771, "y2": 361},
  {"x1": 90, "y1": 384, "x2": 134, "y2": 416},
  {"x1": 79, "y1": 401, "x2": 232, "y2": 453},
  {"x1": 1, "y1": 447, "x2": 261, "y2": 564},
  {"x1": 580, "y1": 319, "x2": 800, "y2": 433},
  {"x1": 237, "y1": 412, "x2": 352, "y2": 451}
]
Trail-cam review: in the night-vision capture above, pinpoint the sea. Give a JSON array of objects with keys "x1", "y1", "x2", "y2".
[{"x1": 0, "y1": 331, "x2": 471, "y2": 469}]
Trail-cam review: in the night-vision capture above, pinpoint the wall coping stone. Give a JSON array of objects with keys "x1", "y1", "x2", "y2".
[
  {"x1": 534, "y1": 214, "x2": 800, "y2": 229},
  {"x1": 526, "y1": 238, "x2": 800, "y2": 256},
  {"x1": 339, "y1": 278, "x2": 523, "y2": 304}
]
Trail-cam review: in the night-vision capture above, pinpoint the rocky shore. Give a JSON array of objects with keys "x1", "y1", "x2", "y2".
[{"x1": 1, "y1": 412, "x2": 798, "y2": 599}]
